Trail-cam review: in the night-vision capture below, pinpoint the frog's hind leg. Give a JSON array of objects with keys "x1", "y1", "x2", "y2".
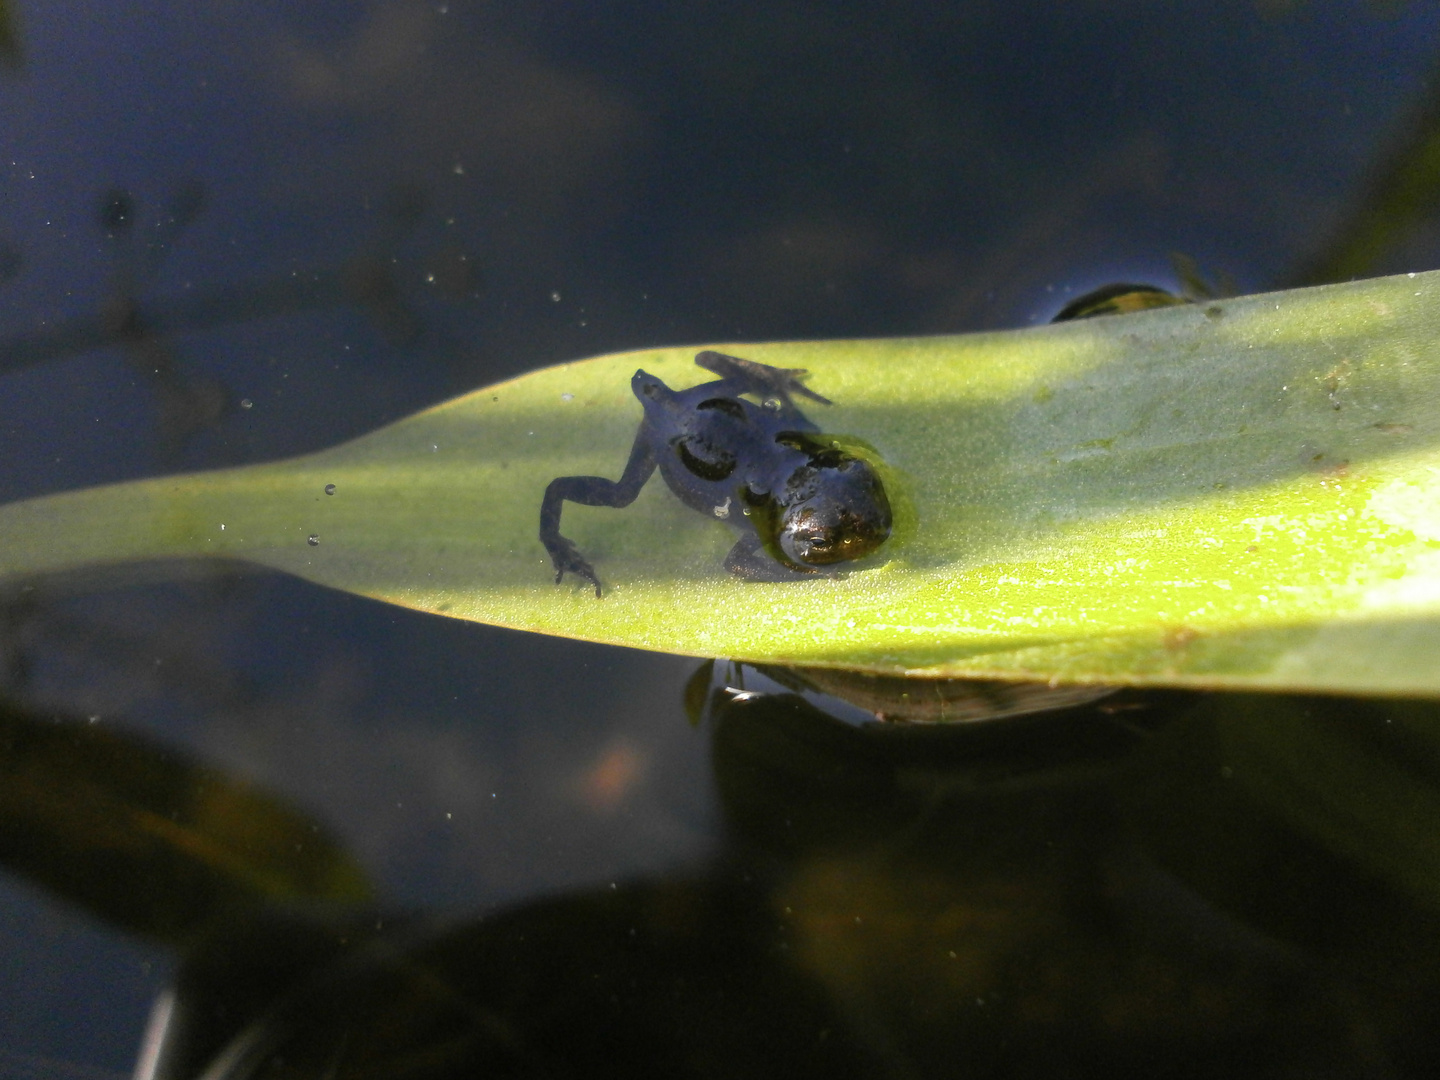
[
  {"x1": 540, "y1": 433, "x2": 657, "y2": 598},
  {"x1": 694, "y1": 350, "x2": 832, "y2": 408}
]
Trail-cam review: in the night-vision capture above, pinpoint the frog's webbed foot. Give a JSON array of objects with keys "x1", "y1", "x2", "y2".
[
  {"x1": 723, "y1": 533, "x2": 829, "y2": 582},
  {"x1": 547, "y1": 535, "x2": 603, "y2": 598},
  {"x1": 694, "y1": 350, "x2": 832, "y2": 407}
]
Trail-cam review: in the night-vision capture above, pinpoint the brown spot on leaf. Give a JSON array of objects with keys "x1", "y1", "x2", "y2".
[{"x1": 1161, "y1": 626, "x2": 1200, "y2": 651}]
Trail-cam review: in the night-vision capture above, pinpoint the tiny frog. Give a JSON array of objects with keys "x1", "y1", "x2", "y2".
[
  {"x1": 540, "y1": 350, "x2": 892, "y2": 597},
  {"x1": 1051, "y1": 255, "x2": 1229, "y2": 322},
  {"x1": 1051, "y1": 282, "x2": 1186, "y2": 321}
]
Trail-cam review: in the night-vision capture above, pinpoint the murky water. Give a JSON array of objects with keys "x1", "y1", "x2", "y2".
[{"x1": 3, "y1": 2, "x2": 1440, "y2": 1076}]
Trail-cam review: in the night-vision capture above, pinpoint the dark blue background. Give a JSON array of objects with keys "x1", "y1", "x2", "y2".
[{"x1": 2, "y1": 1, "x2": 1439, "y2": 1072}]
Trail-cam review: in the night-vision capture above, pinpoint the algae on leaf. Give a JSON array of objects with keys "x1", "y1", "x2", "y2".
[{"x1": 3, "y1": 271, "x2": 1440, "y2": 694}]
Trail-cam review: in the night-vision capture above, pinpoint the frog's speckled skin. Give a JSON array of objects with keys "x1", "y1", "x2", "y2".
[{"x1": 540, "y1": 351, "x2": 892, "y2": 597}]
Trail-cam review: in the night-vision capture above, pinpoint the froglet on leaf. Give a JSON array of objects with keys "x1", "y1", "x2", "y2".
[{"x1": 540, "y1": 351, "x2": 892, "y2": 597}]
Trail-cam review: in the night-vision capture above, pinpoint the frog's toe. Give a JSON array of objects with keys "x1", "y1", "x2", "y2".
[
  {"x1": 550, "y1": 541, "x2": 604, "y2": 598},
  {"x1": 777, "y1": 371, "x2": 831, "y2": 406},
  {"x1": 558, "y1": 564, "x2": 603, "y2": 599},
  {"x1": 694, "y1": 350, "x2": 832, "y2": 406}
]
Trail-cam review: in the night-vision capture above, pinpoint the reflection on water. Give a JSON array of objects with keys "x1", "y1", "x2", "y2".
[
  {"x1": 0, "y1": 182, "x2": 481, "y2": 462},
  {"x1": 4, "y1": 676, "x2": 1439, "y2": 1078},
  {"x1": 703, "y1": 660, "x2": 1119, "y2": 725},
  {"x1": 6, "y1": 2, "x2": 1440, "y2": 1076}
]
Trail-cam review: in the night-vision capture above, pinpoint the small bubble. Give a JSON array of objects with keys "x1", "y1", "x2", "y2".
[
  {"x1": 240, "y1": 398, "x2": 253, "y2": 409},
  {"x1": 561, "y1": 392, "x2": 574, "y2": 402},
  {"x1": 452, "y1": 162, "x2": 465, "y2": 175},
  {"x1": 550, "y1": 291, "x2": 562, "y2": 302},
  {"x1": 307, "y1": 535, "x2": 320, "y2": 546},
  {"x1": 87, "y1": 714, "x2": 100, "y2": 724},
  {"x1": 324, "y1": 483, "x2": 336, "y2": 495},
  {"x1": 763, "y1": 398, "x2": 781, "y2": 411}
]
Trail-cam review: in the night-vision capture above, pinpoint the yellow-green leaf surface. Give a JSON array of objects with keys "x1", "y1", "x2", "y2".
[{"x1": 4, "y1": 271, "x2": 1440, "y2": 694}]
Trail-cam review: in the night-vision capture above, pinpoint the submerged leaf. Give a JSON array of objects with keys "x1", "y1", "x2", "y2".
[
  {"x1": 4, "y1": 271, "x2": 1440, "y2": 693},
  {"x1": 0, "y1": 701, "x2": 373, "y2": 944},
  {"x1": 0, "y1": 0, "x2": 20, "y2": 68}
]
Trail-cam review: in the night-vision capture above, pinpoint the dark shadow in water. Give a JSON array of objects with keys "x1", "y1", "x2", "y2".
[
  {"x1": 1288, "y1": 53, "x2": 1440, "y2": 287},
  {"x1": 4, "y1": 678, "x2": 1439, "y2": 1079},
  {"x1": 8, "y1": 14, "x2": 1440, "y2": 1075}
]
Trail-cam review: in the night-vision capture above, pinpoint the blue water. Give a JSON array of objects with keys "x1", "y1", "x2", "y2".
[{"x1": 3, "y1": 1, "x2": 1440, "y2": 1074}]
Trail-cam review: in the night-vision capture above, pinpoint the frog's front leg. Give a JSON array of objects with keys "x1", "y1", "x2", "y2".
[
  {"x1": 539, "y1": 432, "x2": 657, "y2": 598},
  {"x1": 722, "y1": 533, "x2": 824, "y2": 582},
  {"x1": 694, "y1": 351, "x2": 832, "y2": 415}
]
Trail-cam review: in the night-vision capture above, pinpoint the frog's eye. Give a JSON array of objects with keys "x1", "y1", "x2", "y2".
[
  {"x1": 777, "y1": 514, "x2": 832, "y2": 566},
  {"x1": 778, "y1": 506, "x2": 887, "y2": 566}
]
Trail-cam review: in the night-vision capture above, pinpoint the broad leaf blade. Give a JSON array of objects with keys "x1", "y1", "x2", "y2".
[{"x1": 4, "y1": 271, "x2": 1440, "y2": 693}]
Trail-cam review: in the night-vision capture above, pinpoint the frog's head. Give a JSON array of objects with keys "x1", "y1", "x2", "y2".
[
  {"x1": 764, "y1": 451, "x2": 892, "y2": 568},
  {"x1": 632, "y1": 369, "x2": 666, "y2": 400}
]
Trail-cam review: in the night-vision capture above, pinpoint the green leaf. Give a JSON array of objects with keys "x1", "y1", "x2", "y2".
[{"x1": 5, "y1": 270, "x2": 1440, "y2": 694}]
